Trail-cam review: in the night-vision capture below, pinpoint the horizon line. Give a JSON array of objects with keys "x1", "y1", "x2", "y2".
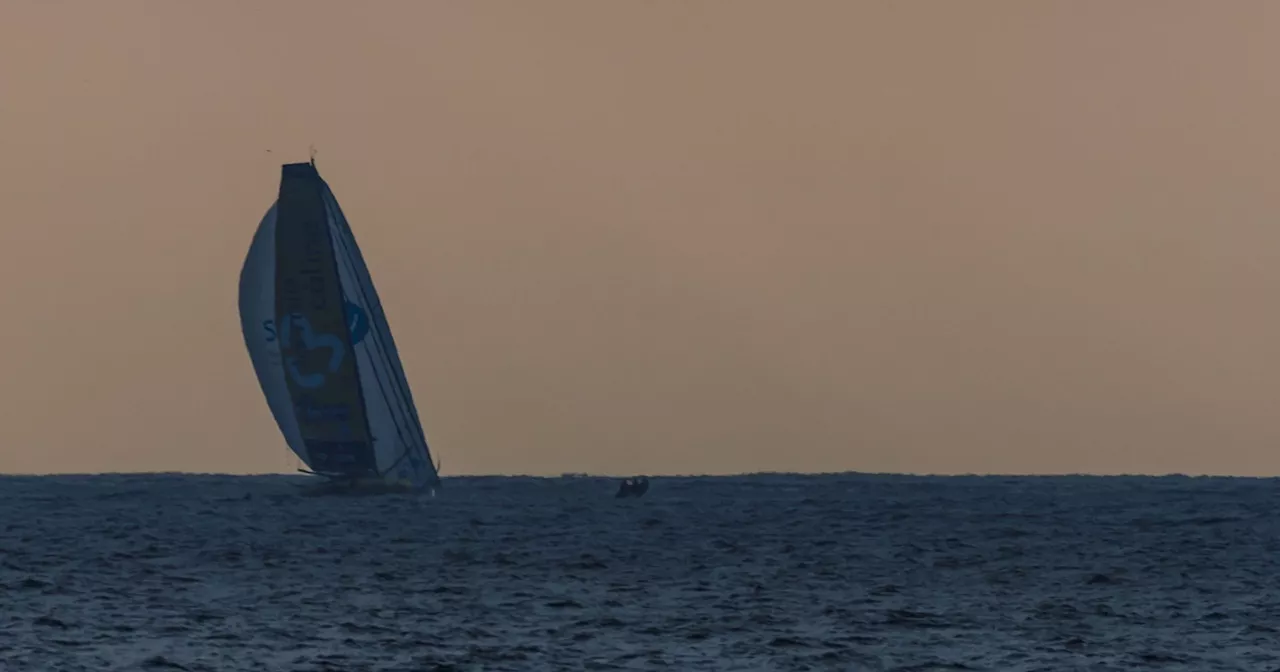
[{"x1": 0, "y1": 469, "x2": 1276, "y2": 480}]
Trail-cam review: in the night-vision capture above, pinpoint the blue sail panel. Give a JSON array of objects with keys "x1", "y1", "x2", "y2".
[{"x1": 272, "y1": 162, "x2": 378, "y2": 476}]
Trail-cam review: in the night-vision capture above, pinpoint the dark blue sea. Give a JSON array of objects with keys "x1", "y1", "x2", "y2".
[{"x1": 3, "y1": 473, "x2": 1279, "y2": 671}]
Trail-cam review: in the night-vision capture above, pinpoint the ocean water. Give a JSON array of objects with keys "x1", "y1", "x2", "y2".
[{"x1": 3, "y1": 473, "x2": 1280, "y2": 671}]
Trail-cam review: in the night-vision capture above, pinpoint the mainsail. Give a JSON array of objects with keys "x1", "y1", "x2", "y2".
[{"x1": 238, "y1": 161, "x2": 440, "y2": 489}]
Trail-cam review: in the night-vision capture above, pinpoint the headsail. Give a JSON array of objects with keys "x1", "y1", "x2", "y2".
[{"x1": 238, "y1": 161, "x2": 440, "y2": 489}]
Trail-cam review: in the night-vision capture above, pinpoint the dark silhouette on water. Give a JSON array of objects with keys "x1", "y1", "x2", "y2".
[
  {"x1": 238, "y1": 160, "x2": 443, "y2": 496},
  {"x1": 615, "y1": 477, "x2": 650, "y2": 498}
]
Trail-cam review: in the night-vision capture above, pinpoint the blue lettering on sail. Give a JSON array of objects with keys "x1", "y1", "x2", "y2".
[
  {"x1": 294, "y1": 395, "x2": 351, "y2": 423},
  {"x1": 278, "y1": 313, "x2": 345, "y2": 389},
  {"x1": 294, "y1": 394, "x2": 355, "y2": 445},
  {"x1": 295, "y1": 395, "x2": 355, "y2": 440},
  {"x1": 344, "y1": 301, "x2": 369, "y2": 346}
]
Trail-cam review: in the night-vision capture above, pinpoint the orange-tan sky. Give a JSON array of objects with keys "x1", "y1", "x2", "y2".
[{"x1": 2, "y1": 2, "x2": 1279, "y2": 477}]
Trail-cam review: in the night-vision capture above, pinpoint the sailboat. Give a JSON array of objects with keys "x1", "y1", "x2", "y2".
[{"x1": 238, "y1": 159, "x2": 441, "y2": 495}]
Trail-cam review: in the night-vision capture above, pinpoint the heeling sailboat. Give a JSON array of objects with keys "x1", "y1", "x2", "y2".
[{"x1": 238, "y1": 160, "x2": 441, "y2": 494}]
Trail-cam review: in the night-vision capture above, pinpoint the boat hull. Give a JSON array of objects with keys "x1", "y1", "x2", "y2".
[{"x1": 294, "y1": 476, "x2": 423, "y2": 497}]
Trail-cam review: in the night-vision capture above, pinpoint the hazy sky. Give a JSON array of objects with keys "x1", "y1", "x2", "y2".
[{"x1": 2, "y1": 2, "x2": 1279, "y2": 477}]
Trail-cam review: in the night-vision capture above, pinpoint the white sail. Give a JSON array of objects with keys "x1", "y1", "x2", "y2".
[
  {"x1": 320, "y1": 183, "x2": 440, "y2": 487},
  {"x1": 238, "y1": 204, "x2": 309, "y2": 467}
]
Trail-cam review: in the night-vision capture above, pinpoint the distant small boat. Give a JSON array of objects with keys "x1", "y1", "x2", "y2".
[
  {"x1": 615, "y1": 477, "x2": 650, "y2": 498},
  {"x1": 238, "y1": 160, "x2": 442, "y2": 495}
]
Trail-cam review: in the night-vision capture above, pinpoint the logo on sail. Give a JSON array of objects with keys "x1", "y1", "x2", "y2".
[{"x1": 278, "y1": 312, "x2": 345, "y2": 389}]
